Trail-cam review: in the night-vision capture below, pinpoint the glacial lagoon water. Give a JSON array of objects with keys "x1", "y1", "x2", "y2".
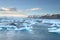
[{"x1": 0, "y1": 19, "x2": 60, "y2": 40}]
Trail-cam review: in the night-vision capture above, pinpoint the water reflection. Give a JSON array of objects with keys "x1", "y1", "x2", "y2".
[{"x1": 0, "y1": 24, "x2": 60, "y2": 40}]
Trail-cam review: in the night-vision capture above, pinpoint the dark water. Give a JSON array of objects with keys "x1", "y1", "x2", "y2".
[{"x1": 0, "y1": 24, "x2": 60, "y2": 40}]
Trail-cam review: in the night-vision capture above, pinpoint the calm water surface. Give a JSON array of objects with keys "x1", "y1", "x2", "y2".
[{"x1": 0, "y1": 24, "x2": 60, "y2": 40}]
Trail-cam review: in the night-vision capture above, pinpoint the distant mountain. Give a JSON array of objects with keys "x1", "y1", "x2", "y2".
[
  {"x1": 27, "y1": 14, "x2": 60, "y2": 19},
  {"x1": 40, "y1": 14, "x2": 60, "y2": 19},
  {"x1": 27, "y1": 15, "x2": 40, "y2": 18}
]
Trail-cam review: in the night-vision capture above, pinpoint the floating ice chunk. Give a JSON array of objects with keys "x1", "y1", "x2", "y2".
[{"x1": 48, "y1": 27, "x2": 60, "y2": 33}]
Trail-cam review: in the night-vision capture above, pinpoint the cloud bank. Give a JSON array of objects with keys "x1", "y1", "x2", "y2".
[
  {"x1": 0, "y1": 7, "x2": 41, "y2": 17},
  {"x1": 0, "y1": 7, "x2": 41, "y2": 12},
  {"x1": 0, "y1": 7, "x2": 16, "y2": 11}
]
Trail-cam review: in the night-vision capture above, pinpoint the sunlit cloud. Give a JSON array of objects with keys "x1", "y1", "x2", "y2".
[
  {"x1": 0, "y1": 7, "x2": 16, "y2": 11},
  {"x1": 0, "y1": 7, "x2": 28, "y2": 17},
  {"x1": 0, "y1": 7, "x2": 41, "y2": 12},
  {"x1": 24, "y1": 8, "x2": 41, "y2": 12},
  {"x1": 0, "y1": 13, "x2": 28, "y2": 17},
  {"x1": 0, "y1": 7, "x2": 41, "y2": 17},
  {"x1": 30, "y1": 8, "x2": 41, "y2": 11}
]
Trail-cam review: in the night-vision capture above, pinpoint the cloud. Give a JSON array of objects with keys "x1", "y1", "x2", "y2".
[
  {"x1": 0, "y1": 11, "x2": 28, "y2": 17},
  {"x1": 0, "y1": 7, "x2": 41, "y2": 17},
  {"x1": 0, "y1": 7, "x2": 16, "y2": 11},
  {"x1": 0, "y1": 7, "x2": 23, "y2": 14},
  {"x1": 0, "y1": 7, "x2": 28, "y2": 17},
  {"x1": 0, "y1": 7, "x2": 41, "y2": 12},
  {"x1": 30, "y1": 8, "x2": 41, "y2": 11},
  {"x1": 0, "y1": 13, "x2": 28, "y2": 17},
  {"x1": 24, "y1": 8, "x2": 41, "y2": 12}
]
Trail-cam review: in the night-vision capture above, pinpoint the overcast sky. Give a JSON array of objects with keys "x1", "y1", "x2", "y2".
[{"x1": 0, "y1": 0, "x2": 60, "y2": 16}]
